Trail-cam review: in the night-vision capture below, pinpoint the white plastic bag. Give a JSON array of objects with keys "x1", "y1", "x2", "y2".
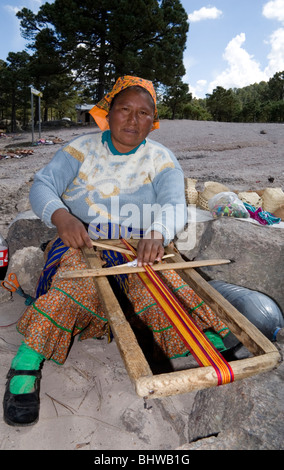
[{"x1": 208, "y1": 192, "x2": 249, "y2": 218}]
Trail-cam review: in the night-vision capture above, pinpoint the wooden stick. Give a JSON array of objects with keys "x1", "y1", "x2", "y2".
[
  {"x1": 90, "y1": 240, "x2": 133, "y2": 255},
  {"x1": 91, "y1": 241, "x2": 174, "y2": 259},
  {"x1": 59, "y1": 259, "x2": 231, "y2": 279},
  {"x1": 135, "y1": 352, "x2": 281, "y2": 398},
  {"x1": 111, "y1": 253, "x2": 175, "y2": 266},
  {"x1": 160, "y1": 254, "x2": 175, "y2": 260}
]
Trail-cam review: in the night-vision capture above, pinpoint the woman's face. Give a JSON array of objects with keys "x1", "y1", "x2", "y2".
[{"x1": 107, "y1": 88, "x2": 155, "y2": 153}]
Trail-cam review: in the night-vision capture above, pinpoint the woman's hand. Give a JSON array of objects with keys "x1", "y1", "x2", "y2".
[
  {"x1": 137, "y1": 231, "x2": 164, "y2": 267},
  {"x1": 51, "y1": 209, "x2": 93, "y2": 249}
]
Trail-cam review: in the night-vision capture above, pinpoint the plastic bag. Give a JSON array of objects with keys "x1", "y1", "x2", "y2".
[
  {"x1": 209, "y1": 280, "x2": 284, "y2": 342},
  {"x1": 208, "y1": 192, "x2": 249, "y2": 219}
]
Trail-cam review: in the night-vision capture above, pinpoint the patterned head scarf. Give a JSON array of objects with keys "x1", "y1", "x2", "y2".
[{"x1": 89, "y1": 75, "x2": 159, "y2": 131}]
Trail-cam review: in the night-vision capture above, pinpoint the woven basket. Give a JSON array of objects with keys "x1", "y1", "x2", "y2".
[
  {"x1": 261, "y1": 188, "x2": 284, "y2": 214},
  {"x1": 238, "y1": 191, "x2": 262, "y2": 208},
  {"x1": 273, "y1": 205, "x2": 284, "y2": 221},
  {"x1": 198, "y1": 181, "x2": 229, "y2": 211},
  {"x1": 184, "y1": 178, "x2": 198, "y2": 205}
]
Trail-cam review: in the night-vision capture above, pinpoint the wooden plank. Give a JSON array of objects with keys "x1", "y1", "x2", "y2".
[
  {"x1": 135, "y1": 352, "x2": 281, "y2": 398},
  {"x1": 59, "y1": 259, "x2": 231, "y2": 279},
  {"x1": 91, "y1": 240, "x2": 133, "y2": 255}
]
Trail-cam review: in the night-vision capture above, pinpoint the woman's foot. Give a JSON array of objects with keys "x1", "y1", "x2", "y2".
[
  {"x1": 3, "y1": 342, "x2": 44, "y2": 426},
  {"x1": 3, "y1": 369, "x2": 41, "y2": 426}
]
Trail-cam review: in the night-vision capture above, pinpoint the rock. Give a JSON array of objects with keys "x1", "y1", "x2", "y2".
[
  {"x1": 276, "y1": 328, "x2": 284, "y2": 344},
  {"x1": 120, "y1": 408, "x2": 151, "y2": 444},
  {"x1": 1, "y1": 211, "x2": 54, "y2": 302},
  {"x1": 9, "y1": 246, "x2": 44, "y2": 295},
  {"x1": 6, "y1": 210, "x2": 57, "y2": 257},
  {"x1": 178, "y1": 429, "x2": 263, "y2": 450},
  {"x1": 178, "y1": 217, "x2": 284, "y2": 312},
  {"x1": 178, "y1": 347, "x2": 284, "y2": 450},
  {"x1": 0, "y1": 246, "x2": 44, "y2": 303}
]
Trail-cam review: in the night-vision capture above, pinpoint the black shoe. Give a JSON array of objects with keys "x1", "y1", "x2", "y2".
[{"x1": 3, "y1": 368, "x2": 41, "y2": 426}]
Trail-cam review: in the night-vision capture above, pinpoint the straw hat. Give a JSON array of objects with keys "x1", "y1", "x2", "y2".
[
  {"x1": 261, "y1": 188, "x2": 284, "y2": 214},
  {"x1": 184, "y1": 178, "x2": 198, "y2": 205},
  {"x1": 198, "y1": 181, "x2": 229, "y2": 210},
  {"x1": 238, "y1": 191, "x2": 262, "y2": 208}
]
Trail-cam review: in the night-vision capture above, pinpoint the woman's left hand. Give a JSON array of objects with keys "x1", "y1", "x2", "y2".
[{"x1": 137, "y1": 231, "x2": 164, "y2": 267}]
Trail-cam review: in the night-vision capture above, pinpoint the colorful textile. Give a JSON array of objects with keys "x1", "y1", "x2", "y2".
[
  {"x1": 17, "y1": 247, "x2": 108, "y2": 364},
  {"x1": 126, "y1": 265, "x2": 229, "y2": 359},
  {"x1": 243, "y1": 202, "x2": 281, "y2": 225},
  {"x1": 102, "y1": 249, "x2": 129, "y2": 293},
  {"x1": 35, "y1": 238, "x2": 69, "y2": 298},
  {"x1": 89, "y1": 75, "x2": 159, "y2": 131},
  {"x1": 88, "y1": 222, "x2": 145, "y2": 242},
  {"x1": 122, "y1": 239, "x2": 234, "y2": 385}
]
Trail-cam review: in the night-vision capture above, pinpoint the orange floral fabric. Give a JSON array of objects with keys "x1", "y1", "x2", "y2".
[{"x1": 17, "y1": 249, "x2": 108, "y2": 364}]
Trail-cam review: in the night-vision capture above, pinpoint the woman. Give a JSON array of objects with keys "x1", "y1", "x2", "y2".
[{"x1": 3, "y1": 76, "x2": 230, "y2": 426}]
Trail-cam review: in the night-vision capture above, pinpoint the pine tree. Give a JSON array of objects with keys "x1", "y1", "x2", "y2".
[{"x1": 16, "y1": 0, "x2": 189, "y2": 100}]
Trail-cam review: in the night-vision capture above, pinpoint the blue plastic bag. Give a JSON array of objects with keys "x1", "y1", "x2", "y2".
[{"x1": 209, "y1": 280, "x2": 284, "y2": 342}]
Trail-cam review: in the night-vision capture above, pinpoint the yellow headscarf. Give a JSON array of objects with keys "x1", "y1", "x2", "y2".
[{"x1": 89, "y1": 75, "x2": 159, "y2": 131}]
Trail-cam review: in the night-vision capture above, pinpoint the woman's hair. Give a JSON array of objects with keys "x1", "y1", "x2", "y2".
[{"x1": 109, "y1": 85, "x2": 155, "y2": 113}]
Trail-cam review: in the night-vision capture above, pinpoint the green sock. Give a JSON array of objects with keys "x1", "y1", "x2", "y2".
[
  {"x1": 10, "y1": 342, "x2": 44, "y2": 394},
  {"x1": 205, "y1": 330, "x2": 226, "y2": 351}
]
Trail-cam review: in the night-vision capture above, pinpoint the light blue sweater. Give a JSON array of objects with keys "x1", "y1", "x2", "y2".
[{"x1": 29, "y1": 131, "x2": 187, "y2": 245}]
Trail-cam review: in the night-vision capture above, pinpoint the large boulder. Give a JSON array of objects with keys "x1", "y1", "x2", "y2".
[
  {"x1": 6, "y1": 210, "x2": 56, "y2": 257},
  {"x1": 0, "y1": 211, "x2": 56, "y2": 301},
  {"x1": 0, "y1": 246, "x2": 44, "y2": 303},
  {"x1": 177, "y1": 217, "x2": 284, "y2": 312},
  {"x1": 178, "y1": 347, "x2": 284, "y2": 450}
]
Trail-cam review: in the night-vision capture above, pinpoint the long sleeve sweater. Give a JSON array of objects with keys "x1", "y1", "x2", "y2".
[{"x1": 29, "y1": 130, "x2": 187, "y2": 245}]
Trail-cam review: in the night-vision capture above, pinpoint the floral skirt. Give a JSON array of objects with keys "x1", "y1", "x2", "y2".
[{"x1": 17, "y1": 244, "x2": 230, "y2": 364}]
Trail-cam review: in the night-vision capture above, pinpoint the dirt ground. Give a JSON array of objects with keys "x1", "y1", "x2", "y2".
[
  {"x1": 1, "y1": 119, "x2": 284, "y2": 238},
  {"x1": 0, "y1": 120, "x2": 283, "y2": 451}
]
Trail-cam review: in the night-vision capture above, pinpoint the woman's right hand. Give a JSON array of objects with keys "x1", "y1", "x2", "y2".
[
  {"x1": 51, "y1": 209, "x2": 93, "y2": 249},
  {"x1": 137, "y1": 231, "x2": 164, "y2": 266}
]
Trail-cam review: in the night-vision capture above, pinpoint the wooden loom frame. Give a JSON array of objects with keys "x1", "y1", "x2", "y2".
[{"x1": 81, "y1": 242, "x2": 281, "y2": 399}]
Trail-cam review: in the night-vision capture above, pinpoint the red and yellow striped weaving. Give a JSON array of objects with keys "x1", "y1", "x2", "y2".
[{"x1": 121, "y1": 239, "x2": 234, "y2": 386}]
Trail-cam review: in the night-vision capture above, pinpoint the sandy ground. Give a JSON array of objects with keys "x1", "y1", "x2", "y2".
[{"x1": 0, "y1": 120, "x2": 283, "y2": 451}]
